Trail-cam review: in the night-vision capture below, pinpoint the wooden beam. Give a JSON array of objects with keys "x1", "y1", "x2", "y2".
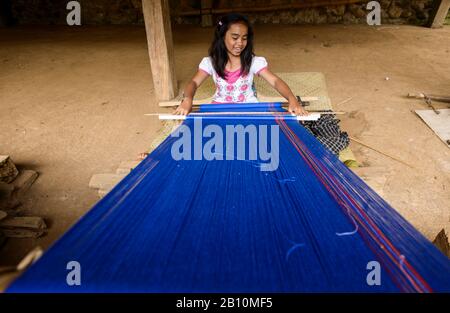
[
  {"x1": 429, "y1": 0, "x2": 450, "y2": 28},
  {"x1": 159, "y1": 96, "x2": 319, "y2": 107},
  {"x1": 156, "y1": 113, "x2": 321, "y2": 121},
  {"x1": 174, "y1": 0, "x2": 365, "y2": 16},
  {"x1": 142, "y1": 0, "x2": 177, "y2": 100}
]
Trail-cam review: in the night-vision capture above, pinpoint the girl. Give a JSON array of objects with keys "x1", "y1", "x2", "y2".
[{"x1": 174, "y1": 13, "x2": 308, "y2": 116}]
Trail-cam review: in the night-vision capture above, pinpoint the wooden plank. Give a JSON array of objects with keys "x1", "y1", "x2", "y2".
[
  {"x1": 415, "y1": 109, "x2": 450, "y2": 148},
  {"x1": 2, "y1": 229, "x2": 45, "y2": 238},
  {"x1": 429, "y1": 0, "x2": 450, "y2": 28},
  {"x1": 118, "y1": 160, "x2": 142, "y2": 170},
  {"x1": 0, "y1": 216, "x2": 46, "y2": 230},
  {"x1": 0, "y1": 210, "x2": 7, "y2": 221},
  {"x1": 142, "y1": 0, "x2": 178, "y2": 100},
  {"x1": 11, "y1": 170, "x2": 38, "y2": 198},
  {"x1": 88, "y1": 173, "x2": 126, "y2": 190}
]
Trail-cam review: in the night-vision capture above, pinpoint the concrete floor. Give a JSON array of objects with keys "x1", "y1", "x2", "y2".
[{"x1": 0, "y1": 24, "x2": 449, "y2": 265}]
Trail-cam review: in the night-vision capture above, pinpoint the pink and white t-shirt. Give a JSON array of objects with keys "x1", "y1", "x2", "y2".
[{"x1": 199, "y1": 56, "x2": 268, "y2": 103}]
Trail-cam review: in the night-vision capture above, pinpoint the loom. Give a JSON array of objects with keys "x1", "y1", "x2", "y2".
[{"x1": 6, "y1": 103, "x2": 450, "y2": 292}]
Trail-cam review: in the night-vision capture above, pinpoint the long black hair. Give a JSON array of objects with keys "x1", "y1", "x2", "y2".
[{"x1": 208, "y1": 13, "x2": 254, "y2": 79}]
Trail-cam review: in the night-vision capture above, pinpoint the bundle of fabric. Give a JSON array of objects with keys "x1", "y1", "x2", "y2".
[
  {"x1": 301, "y1": 112, "x2": 349, "y2": 155},
  {"x1": 6, "y1": 103, "x2": 449, "y2": 292}
]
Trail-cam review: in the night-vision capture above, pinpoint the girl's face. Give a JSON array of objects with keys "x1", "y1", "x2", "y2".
[{"x1": 224, "y1": 22, "x2": 248, "y2": 57}]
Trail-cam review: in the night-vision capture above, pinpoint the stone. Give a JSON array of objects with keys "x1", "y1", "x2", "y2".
[
  {"x1": 433, "y1": 229, "x2": 450, "y2": 257},
  {"x1": 295, "y1": 9, "x2": 319, "y2": 24},
  {"x1": 401, "y1": 8, "x2": 414, "y2": 18},
  {"x1": 343, "y1": 12, "x2": 360, "y2": 24},
  {"x1": 326, "y1": 5, "x2": 346, "y2": 16},
  {"x1": 348, "y1": 4, "x2": 367, "y2": 18},
  {"x1": 0, "y1": 155, "x2": 19, "y2": 184},
  {"x1": 380, "y1": 0, "x2": 393, "y2": 9},
  {"x1": 388, "y1": 4, "x2": 403, "y2": 18},
  {"x1": 327, "y1": 15, "x2": 343, "y2": 24},
  {"x1": 411, "y1": 1, "x2": 425, "y2": 12},
  {"x1": 279, "y1": 11, "x2": 293, "y2": 24}
]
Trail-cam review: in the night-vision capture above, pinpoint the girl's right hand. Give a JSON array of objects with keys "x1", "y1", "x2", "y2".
[{"x1": 174, "y1": 98, "x2": 193, "y2": 115}]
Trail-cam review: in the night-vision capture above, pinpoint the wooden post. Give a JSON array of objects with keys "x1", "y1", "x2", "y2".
[
  {"x1": 142, "y1": 0, "x2": 177, "y2": 100},
  {"x1": 429, "y1": 0, "x2": 450, "y2": 28}
]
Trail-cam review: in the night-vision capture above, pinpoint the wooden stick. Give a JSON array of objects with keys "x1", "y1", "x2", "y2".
[
  {"x1": 145, "y1": 111, "x2": 345, "y2": 116},
  {"x1": 159, "y1": 96, "x2": 319, "y2": 107},
  {"x1": 407, "y1": 93, "x2": 450, "y2": 104},
  {"x1": 334, "y1": 97, "x2": 353, "y2": 107},
  {"x1": 350, "y1": 137, "x2": 415, "y2": 169},
  {"x1": 157, "y1": 113, "x2": 321, "y2": 121}
]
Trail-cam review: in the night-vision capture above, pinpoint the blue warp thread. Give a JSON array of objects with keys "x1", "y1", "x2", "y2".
[{"x1": 7, "y1": 103, "x2": 450, "y2": 292}]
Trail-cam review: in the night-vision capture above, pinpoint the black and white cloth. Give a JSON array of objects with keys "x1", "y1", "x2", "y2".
[{"x1": 301, "y1": 113, "x2": 349, "y2": 155}]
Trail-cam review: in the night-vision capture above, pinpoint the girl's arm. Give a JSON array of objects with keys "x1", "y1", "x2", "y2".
[
  {"x1": 258, "y1": 69, "x2": 309, "y2": 116},
  {"x1": 174, "y1": 70, "x2": 210, "y2": 115}
]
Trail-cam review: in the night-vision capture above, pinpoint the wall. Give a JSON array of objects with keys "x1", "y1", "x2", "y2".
[{"x1": 3, "y1": 0, "x2": 449, "y2": 26}]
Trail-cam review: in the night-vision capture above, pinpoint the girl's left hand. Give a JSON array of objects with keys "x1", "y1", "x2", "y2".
[{"x1": 288, "y1": 100, "x2": 309, "y2": 116}]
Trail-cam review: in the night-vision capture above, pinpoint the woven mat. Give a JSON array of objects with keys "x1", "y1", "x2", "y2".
[{"x1": 192, "y1": 72, "x2": 333, "y2": 111}]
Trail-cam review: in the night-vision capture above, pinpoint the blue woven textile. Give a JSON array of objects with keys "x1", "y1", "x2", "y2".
[{"x1": 7, "y1": 103, "x2": 450, "y2": 292}]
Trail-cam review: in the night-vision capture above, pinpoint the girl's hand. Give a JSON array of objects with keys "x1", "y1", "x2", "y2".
[
  {"x1": 174, "y1": 98, "x2": 193, "y2": 115},
  {"x1": 288, "y1": 99, "x2": 309, "y2": 116}
]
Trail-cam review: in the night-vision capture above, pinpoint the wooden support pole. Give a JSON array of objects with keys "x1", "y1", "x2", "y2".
[
  {"x1": 429, "y1": 0, "x2": 450, "y2": 28},
  {"x1": 142, "y1": 0, "x2": 178, "y2": 100}
]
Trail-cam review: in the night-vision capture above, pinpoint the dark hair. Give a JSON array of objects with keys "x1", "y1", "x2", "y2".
[{"x1": 208, "y1": 13, "x2": 254, "y2": 79}]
